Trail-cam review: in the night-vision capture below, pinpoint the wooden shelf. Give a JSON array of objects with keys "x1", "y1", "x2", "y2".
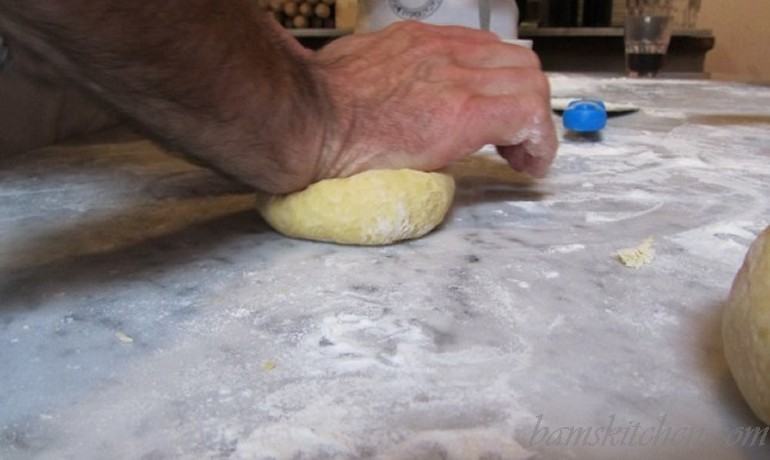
[
  {"x1": 289, "y1": 28, "x2": 353, "y2": 38},
  {"x1": 294, "y1": 26, "x2": 715, "y2": 74},
  {"x1": 520, "y1": 27, "x2": 715, "y2": 73},
  {"x1": 519, "y1": 26, "x2": 713, "y2": 38}
]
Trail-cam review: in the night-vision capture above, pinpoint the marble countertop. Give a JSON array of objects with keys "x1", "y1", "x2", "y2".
[{"x1": 1, "y1": 74, "x2": 769, "y2": 459}]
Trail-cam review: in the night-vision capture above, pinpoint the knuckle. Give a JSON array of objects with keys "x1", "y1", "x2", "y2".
[
  {"x1": 519, "y1": 93, "x2": 542, "y2": 117},
  {"x1": 526, "y1": 49, "x2": 543, "y2": 69},
  {"x1": 392, "y1": 20, "x2": 425, "y2": 35},
  {"x1": 506, "y1": 46, "x2": 541, "y2": 69},
  {"x1": 532, "y1": 71, "x2": 550, "y2": 97}
]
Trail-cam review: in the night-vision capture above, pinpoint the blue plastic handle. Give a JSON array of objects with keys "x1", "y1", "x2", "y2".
[{"x1": 563, "y1": 99, "x2": 607, "y2": 132}]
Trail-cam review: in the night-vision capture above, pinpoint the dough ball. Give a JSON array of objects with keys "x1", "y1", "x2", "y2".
[
  {"x1": 256, "y1": 169, "x2": 455, "y2": 245},
  {"x1": 723, "y1": 225, "x2": 770, "y2": 425}
]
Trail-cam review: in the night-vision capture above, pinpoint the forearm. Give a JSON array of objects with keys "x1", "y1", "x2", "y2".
[
  {"x1": 0, "y1": 0, "x2": 331, "y2": 193},
  {"x1": 0, "y1": 67, "x2": 118, "y2": 155}
]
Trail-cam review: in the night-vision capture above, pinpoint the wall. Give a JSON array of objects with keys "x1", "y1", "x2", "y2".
[{"x1": 697, "y1": 1, "x2": 770, "y2": 80}]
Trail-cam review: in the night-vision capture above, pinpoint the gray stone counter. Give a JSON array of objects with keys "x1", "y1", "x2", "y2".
[{"x1": 1, "y1": 74, "x2": 769, "y2": 459}]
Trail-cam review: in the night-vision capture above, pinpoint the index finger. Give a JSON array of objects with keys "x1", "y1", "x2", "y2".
[{"x1": 462, "y1": 93, "x2": 558, "y2": 177}]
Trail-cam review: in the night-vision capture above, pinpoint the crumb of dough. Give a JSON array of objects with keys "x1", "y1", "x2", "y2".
[
  {"x1": 262, "y1": 360, "x2": 277, "y2": 372},
  {"x1": 115, "y1": 331, "x2": 134, "y2": 343},
  {"x1": 616, "y1": 237, "x2": 655, "y2": 268}
]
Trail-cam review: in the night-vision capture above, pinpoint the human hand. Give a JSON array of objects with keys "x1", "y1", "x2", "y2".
[{"x1": 310, "y1": 21, "x2": 558, "y2": 182}]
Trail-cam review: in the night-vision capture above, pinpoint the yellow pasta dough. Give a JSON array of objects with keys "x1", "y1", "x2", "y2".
[
  {"x1": 256, "y1": 169, "x2": 455, "y2": 245},
  {"x1": 722, "y1": 225, "x2": 770, "y2": 425}
]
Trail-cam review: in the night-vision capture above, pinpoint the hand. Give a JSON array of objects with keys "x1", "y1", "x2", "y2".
[
  {"x1": 310, "y1": 21, "x2": 558, "y2": 181},
  {"x1": 0, "y1": 3, "x2": 555, "y2": 193}
]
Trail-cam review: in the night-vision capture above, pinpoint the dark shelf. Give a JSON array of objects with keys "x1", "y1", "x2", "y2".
[
  {"x1": 520, "y1": 28, "x2": 715, "y2": 73},
  {"x1": 295, "y1": 27, "x2": 715, "y2": 74}
]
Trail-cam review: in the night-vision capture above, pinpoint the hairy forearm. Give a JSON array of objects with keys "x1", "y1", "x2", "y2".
[{"x1": 0, "y1": 0, "x2": 331, "y2": 193}]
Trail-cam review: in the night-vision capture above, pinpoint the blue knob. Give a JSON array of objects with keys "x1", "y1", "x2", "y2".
[{"x1": 563, "y1": 99, "x2": 607, "y2": 132}]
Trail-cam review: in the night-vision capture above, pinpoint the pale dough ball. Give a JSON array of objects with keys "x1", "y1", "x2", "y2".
[
  {"x1": 256, "y1": 169, "x2": 455, "y2": 245},
  {"x1": 723, "y1": 225, "x2": 770, "y2": 425}
]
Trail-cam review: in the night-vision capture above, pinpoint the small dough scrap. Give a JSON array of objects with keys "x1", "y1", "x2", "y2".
[
  {"x1": 723, "y1": 226, "x2": 770, "y2": 425},
  {"x1": 262, "y1": 360, "x2": 277, "y2": 372},
  {"x1": 256, "y1": 169, "x2": 455, "y2": 245},
  {"x1": 115, "y1": 331, "x2": 134, "y2": 343},
  {"x1": 616, "y1": 237, "x2": 655, "y2": 268}
]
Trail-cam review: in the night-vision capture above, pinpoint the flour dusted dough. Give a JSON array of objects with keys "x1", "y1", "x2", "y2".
[
  {"x1": 723, "y1": 226, "x2": 770, "y2": 425},
  {"x1": 256, "y1": 169, "x2": 455, "y2": 245}
]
